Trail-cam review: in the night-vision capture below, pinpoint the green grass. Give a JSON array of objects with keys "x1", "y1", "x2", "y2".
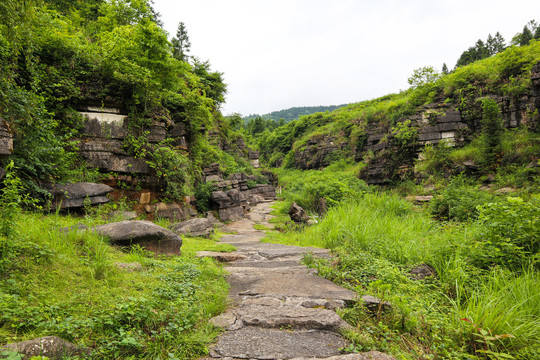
[
  {"x1": 0, "y1": 211, "x2": 230, "y2": 359},
  {"x1": 265, "y1": 188, "x2": 539, "y2": 359},
  {"x1": 181, "y1": 235, "x2": 236, "y2": 256}
]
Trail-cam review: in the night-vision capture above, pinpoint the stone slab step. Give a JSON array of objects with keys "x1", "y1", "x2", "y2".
[
  {"x1": 228, "y1": 270, "x2": 356, "y2": 302},
  {"x1": 209, "y1": 327, "x2": 348, "y2": 359},
  {"x1": 291, "y1": 351, "x2": 397, "y2": 360},
  {"x1": 211, "y1": 304, "x2": 351, "y2": 332}
]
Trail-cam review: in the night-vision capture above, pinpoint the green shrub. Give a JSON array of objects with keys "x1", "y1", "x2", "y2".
[
  {"x1": 416, "y1": 141, "x2": 454, "y2": 177},
  {"x1": 472, "y1": 196, "x2": 539, "y2": 271},
  {"x1": 147, "y1": 146, "x2": 192, "y2": 201},
  {"x1": 479, "y1": 98, "x2": 504, "y2": 172},
  {"x1": 429, "y1": 177, "x2": 496, "y2": 221},
  {"x1": 194, "y1": 182, "x2": 217, "y2": 213},
  {"x1": 277, "y1": 167, "x2": 369, "y2": 214}
]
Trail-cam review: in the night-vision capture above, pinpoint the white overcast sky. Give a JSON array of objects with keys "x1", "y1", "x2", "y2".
[{"x1": 152, "y1": 0, "x2": 540, "y2": 116}]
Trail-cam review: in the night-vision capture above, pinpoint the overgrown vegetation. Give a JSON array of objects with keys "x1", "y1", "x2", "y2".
[
  {"x1": 264, "y1": 175, "x2": 539, "y2": 359},
  {"x1": 0, "y1": 0, "x2": 251, "y2": 201},
  {"x1": 253, "y1": 35, "x2": 540, "y2": 357},
  {"x1": 0, "y1": 203, "x2": 231, "y2": 359}
]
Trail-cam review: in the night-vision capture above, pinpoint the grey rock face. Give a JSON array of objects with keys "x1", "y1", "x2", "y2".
[
  {"x1": 0, "y1": 336, "x2": 86, "y2": 359},
  {"x1": 94, "y1": 220, "x2": 182, "y2": 255},
  {"x1": 362, "y1": 295, "x2": 392, "y2": 313},
  {"x1": 288, "y1": 201, "x2": 309, "y2": 223},
  {"x1": 45, "y1": 182, "x2": 113, "y2": 210},
  {"x1": 171, "y1": 217, "x2": 214, "y2": 237},
  {"x1": 409, "y1": 264, "x2": 436, "y2": 280}
]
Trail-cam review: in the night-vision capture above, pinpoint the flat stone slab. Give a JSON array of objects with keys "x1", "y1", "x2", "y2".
[
  {"x1": 210, "y1": 327, "x2": 348, "y2": 359},
  {"x1": 229, "y1": 270, "x2": 357, "y2": 302},
  {"x1": 234, "y1": 304, "x2": 351, "y2": 332},
  {"x1": 197, "y1": 251, "x2": 247, "y2": 262},
  {"x1": 291, "y1": 351, "x2": 397, "y2": 360},
  {"x1": 228, "y1": 259, "x2": 305, "y2": 269}
]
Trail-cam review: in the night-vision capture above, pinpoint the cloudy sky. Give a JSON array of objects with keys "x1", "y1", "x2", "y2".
[{"x1": 152, "y1": 0, "x2": 540, "y2": 116}]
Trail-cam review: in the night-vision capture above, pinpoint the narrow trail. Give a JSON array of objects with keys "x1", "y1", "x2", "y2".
[{"x1": 203, "y1": 202, "x2": 395, "y2": 360}]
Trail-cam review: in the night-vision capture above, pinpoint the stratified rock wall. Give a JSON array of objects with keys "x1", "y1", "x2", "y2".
[{"x1": 290, "y1": 61, "x2": 540, "y2": 184}]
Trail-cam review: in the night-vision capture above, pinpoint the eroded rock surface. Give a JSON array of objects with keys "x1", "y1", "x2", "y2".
[{"x1": 207, "y1": 202, "x2": 396, "y2": 360}]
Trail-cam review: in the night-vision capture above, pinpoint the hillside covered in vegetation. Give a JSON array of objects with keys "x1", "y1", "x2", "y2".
[
  {"x1": 244, "y1": 24, "x2": 540, "y2": 360},
  {"x1": 0, "y1": 2, "x2": 539, "y2": 359}
]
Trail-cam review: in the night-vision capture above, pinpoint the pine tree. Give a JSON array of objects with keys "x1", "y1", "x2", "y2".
[
  {"x1": 171, "y1": 22, "x2": 191, "y2": 62},
  {"x1": 519, "y1": 25, "x2": 533, "y2": 46},
  {"x1": 492, "y1": 32, "x2": 506, "y2": 53},
  {"x1": 442, "y1": 63, "x2": 449, "y2": 75}
]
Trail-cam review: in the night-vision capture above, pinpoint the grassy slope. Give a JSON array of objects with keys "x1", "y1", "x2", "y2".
[
  {"x1": 0, "y1": 210, "x2": 232, "y2": 359},
  {"x1": 263, "y1": 191, "x2": 539, "y2": 359},
  {"x1": 256, "y1": 40, "x2": 540, "y2": 168}
]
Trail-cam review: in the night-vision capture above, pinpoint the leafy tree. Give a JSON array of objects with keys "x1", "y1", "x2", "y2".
[
  {"x1": 192, "y1": 59, "x2": 227, "y2": 107},
  {"x1": 171, "y1": 21, "x2": 190, "y2": 62},
  {"x1": 456, "y1": 32, "x2": 506, "y2": 68},
  {"x1": 511, "y1": 20, "x2": 538, "y2": 46},
  {"x1": 407, "y1": 66, "x2": 440, "y2": 89}
]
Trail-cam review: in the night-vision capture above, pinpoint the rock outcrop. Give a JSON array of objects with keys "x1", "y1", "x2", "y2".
[
  {"x1": 0, "y1": 119, "x2": 13, "y2": 158},
  {"x1": 94, "y1": 220, "x2": 182, "y2": 255},
  {"x1": 287, "y1": 61, "x2": 540, "y2": 184},
  {"x1": 206, "y1": 171, "x2": 277, "y2": 222}
]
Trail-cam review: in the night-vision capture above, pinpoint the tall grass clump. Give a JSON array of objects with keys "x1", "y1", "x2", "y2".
[
  {"x1": 457, "y1": 269, "x2": 540, "y2": 358},
  {"x1": 275, "y1": 164, "x2": 369, "y2": 214}
]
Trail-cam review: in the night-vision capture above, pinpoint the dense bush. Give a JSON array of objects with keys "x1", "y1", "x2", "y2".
[
  {"x1": 472, "y1": 196, "x2": 539, "y2": 271},
  {"x1": 429, "y1": 176, "x2": 496, "y2": 221},
  {"x1": 277, "y1": 164, "x2": 369, "y2": 214}
]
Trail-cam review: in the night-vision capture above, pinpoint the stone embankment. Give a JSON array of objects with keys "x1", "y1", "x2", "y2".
[{"x1": 201, "y1": 202, "x2": 395, "y2": 360}]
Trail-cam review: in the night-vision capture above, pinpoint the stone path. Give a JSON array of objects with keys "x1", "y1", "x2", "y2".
[{"x1": 201, "y1": 202, "x2": 395, "y2": 360}]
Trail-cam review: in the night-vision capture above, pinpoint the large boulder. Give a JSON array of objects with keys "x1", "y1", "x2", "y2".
[
  {"x1": 171, "y1": 217, "x2": 214, "y2": 237},
  {"x1": 288, "y1": 202, "x2": 309, "y2": 223},
  {"x1": 0, "y1": 336, "x2": 86, "y2": 359},
  {"x1": 94, "y1": 220, "x2": 182, "y2": 255},
  {"x1": 45, "y1": 182, "x2": 113, "y2": 210}
]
